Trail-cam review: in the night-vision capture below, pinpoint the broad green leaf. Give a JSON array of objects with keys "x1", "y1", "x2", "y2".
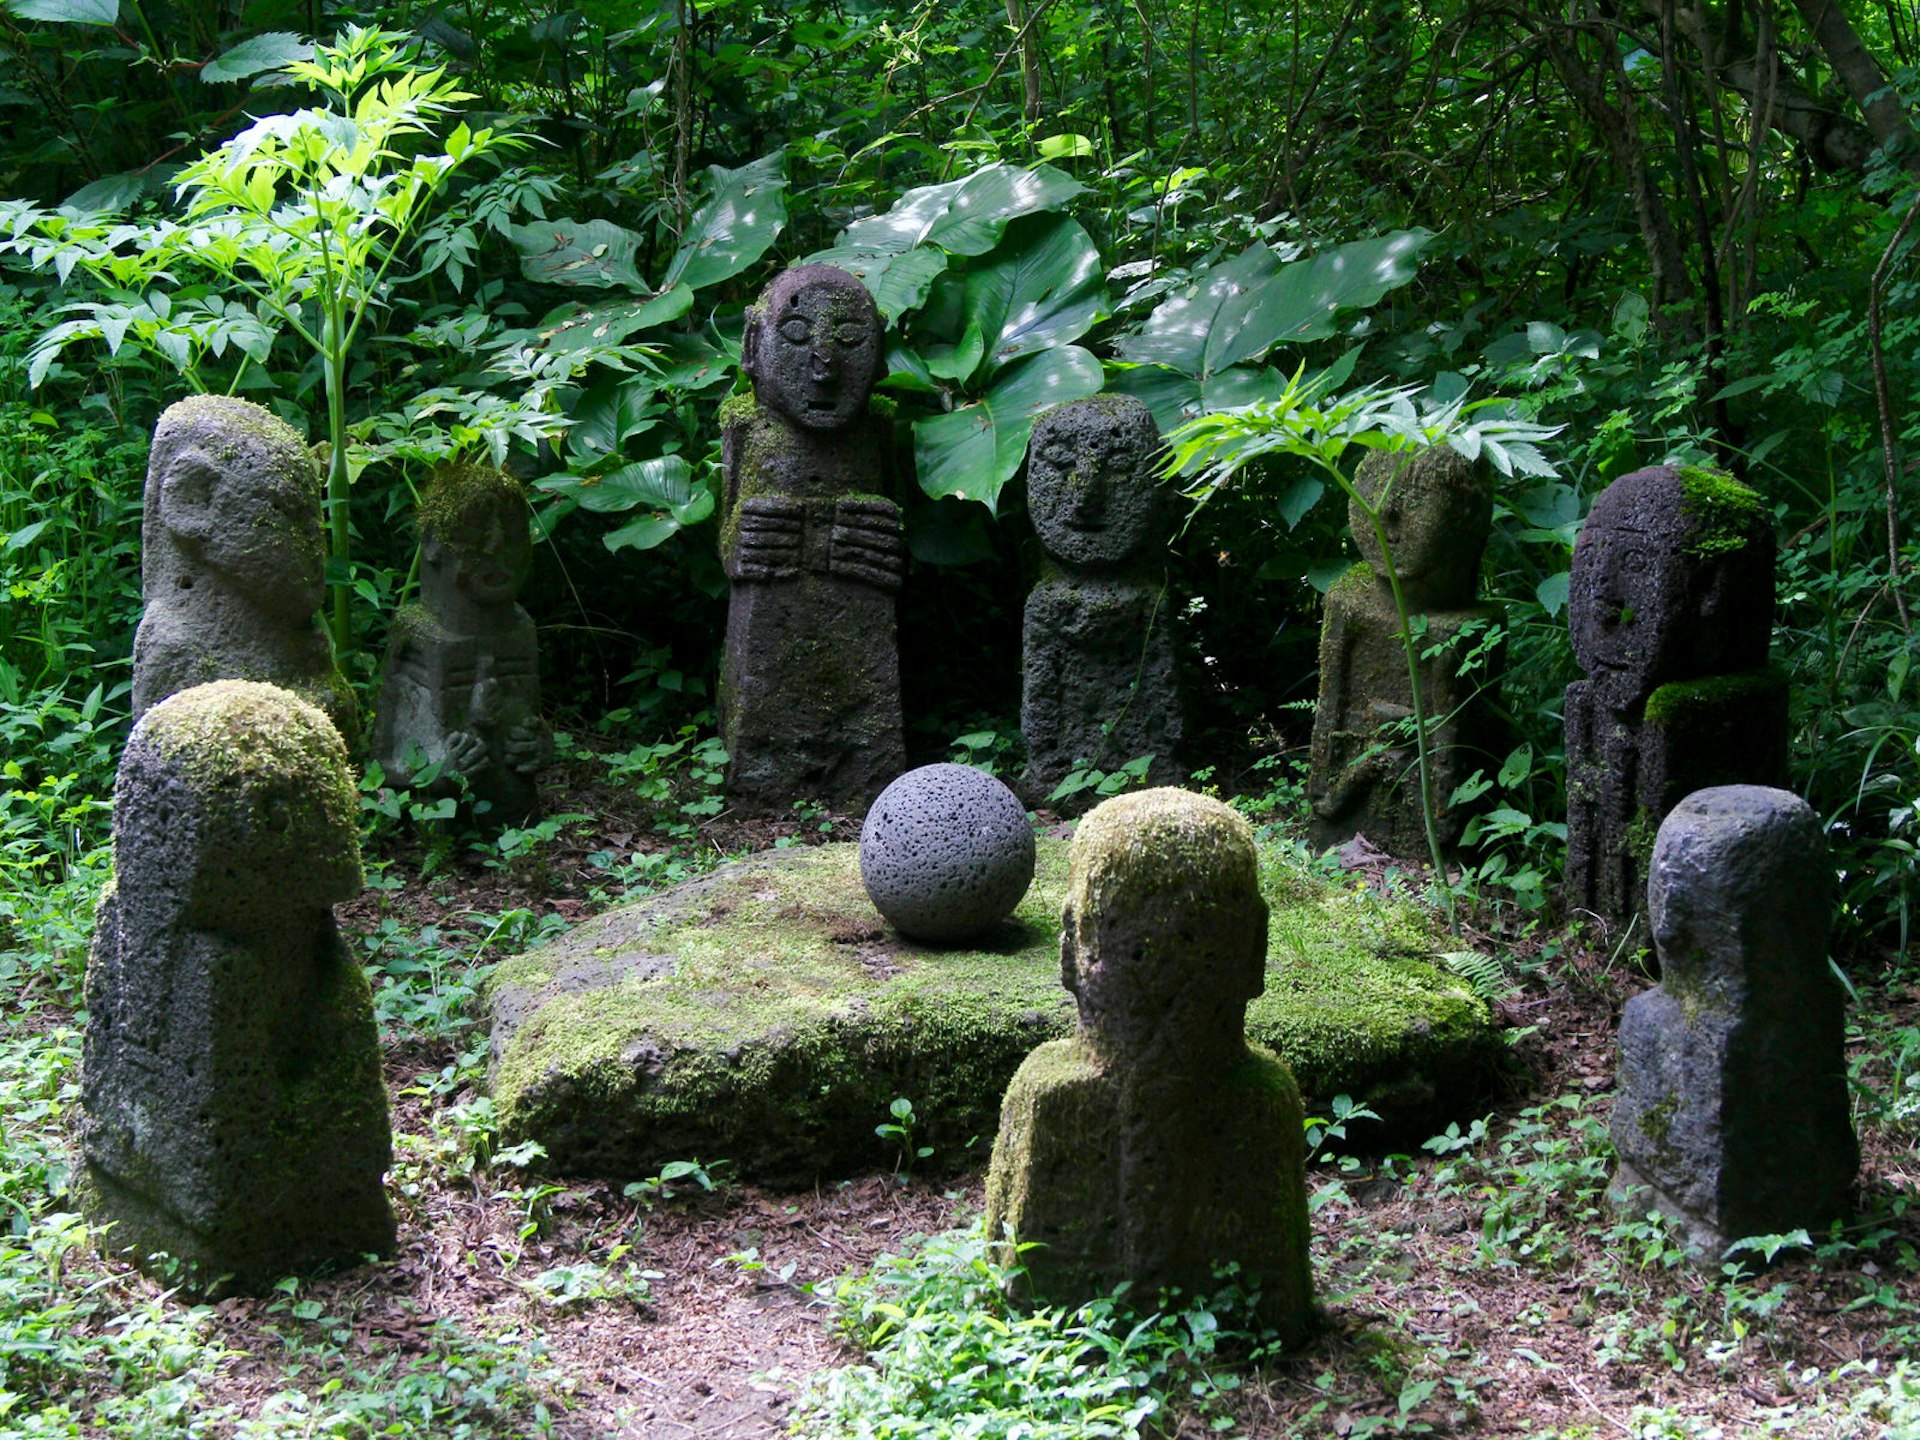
[
  {"x1": 202, "y1": 32, "x2": 314, "y2": 83},
  {"x1": 955, "y1": 213, "x2": 1108, "y2": 379},
  {"x1": 62, "y1": 171, "x2": 150, "y2": 213},
  {"x1": 840, "y1": 162, "x2": 1084, "y2": 258},
  {"x1": 8, "y1": 0, "x2": 118, "y2": 22},
  {"x1": 529, "y1": 287, "x2": 692, "y2": 361},
  {"x1": 574, "y1": 456, "x2": 706, "y2": 518},
  {"x1": 912, "y1": 345, "x2": 1102, "y2": 510},
  {"x1": 570, "y1": 372, "x2": 660, "y2": 456},
  {"x1": 801, "y1": 244, "x2": 948, "y2": 320},
  {"x1": 509, "y1": 217, "x2": 647, "y2": 290},
  {"x1": 1106, "y1": 362, "x2": 1288, "y2": 432},
  {"x1": 660, "y1": 152, "x2": 788, "y2": 293},
  {"x1": 1035, "y1": 133, "x2": 1094, "y2": 160},
  {"x1": 1113, "y1": 231, "x2": 1431, "y2": 379}
]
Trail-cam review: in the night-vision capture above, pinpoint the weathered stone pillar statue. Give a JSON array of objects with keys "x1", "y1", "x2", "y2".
[
  {"x1": 1564, "y1": 465, "x2": 1786, "y2": 939},
  {"x1": 80, "y1": 680, "x2": 395, "y2": 1290},
  {"x1": 984, "y1": 788, "x2": 1314, "y2": 1341},
  {"x1": 719, "y1": 264, "x2": 905, "y2": 816},
  {"x1": 373, "y1": 462, "x2": 550, "y2": 828},
  {"x1": 1019, "y1": 396, "x2": 1184, "y2": 812},
  {"x1": 132, "y1": 396, "x2": 357, "y2": 747},
  {"x1": 1610, "y1": 786, "x2": 1855, "y2": 1256},
  {"x1": 1308, "y1": 446, "x2": 1506, "y2": 857}
]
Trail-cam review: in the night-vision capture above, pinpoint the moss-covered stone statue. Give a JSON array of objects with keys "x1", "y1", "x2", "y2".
[
  {"x1": 718, "y1": 263, "x2": 905, "y2": 817},
  {"x1": 80, "y1": 681, "x2": 395, "y2": 1291},
  {"x1": 983, "y1": 788, "x2": 1314, "y2": 1341},
  {"x1": 1610, "y1": 786, "x2": 1855, "y2": 1257},
  {"x1": 1020, "y1": 396, "x2": 1184, "y2": 813},
  {"x1": 372, "y1": 462, "x2": 550, "y2": 828},
  {"x1": 1564, "y1": 465, "x2": 1786, "y2": 940},
  {"x1": 1308, "y1": 446, "x2": 1507, "y2": 857},
  {"x1": 133, "y1": 396, "x2": 356, "y2": 747}
]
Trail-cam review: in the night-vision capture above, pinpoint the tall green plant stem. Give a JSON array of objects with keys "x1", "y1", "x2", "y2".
[
  {"x1": 1166, "y1": 369, "x2": 1562, "y2": 935},
  {"x1": 1349, "y1": 462, "x2": 1455, "y2": 934}
]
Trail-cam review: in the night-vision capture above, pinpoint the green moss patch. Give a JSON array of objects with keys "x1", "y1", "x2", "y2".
[{"x1": 487, "y1": 839, "x2": 1499, "y2": 1184}]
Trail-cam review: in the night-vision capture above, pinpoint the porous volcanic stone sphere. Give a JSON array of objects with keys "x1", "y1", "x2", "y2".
[{"x1": 860, "y1": 763, "x2": 1036, "y2": 942}]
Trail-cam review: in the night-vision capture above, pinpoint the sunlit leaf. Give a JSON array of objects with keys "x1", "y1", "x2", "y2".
[
  {"x1": 912, "y1": 345, "x2": 1103, "y2": 510},
  {"x1": 661, "y1": 152, "x2": 788, "y2": 293},
  {"x1": 1113, "y1": 231, "x2": 1432, "y2": 379},
  {"x1": 840, "y1": 162, "x2": 1084, "y2": 258},
  {"x1": 202, "y1": 32, "x2": 314, "y2": 84}
]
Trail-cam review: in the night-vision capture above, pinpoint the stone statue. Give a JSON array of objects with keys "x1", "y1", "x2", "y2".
[
  {"x1": 983, "y1": 788, "x2": 1314, "y2": 1341},
  {"x1": 1564, "y1": 465, "x2": 1786, "y2": 940},
  {"x1": 718, "y1": 264, "x2": 905, "y2": 816},
  {"x1": 80, "y1": 681, "x2": 395, "y2": 1291},
  {"x1": 1020, "y1": 396, "x2": 1184, "y2": 813},
  {"x1": 132, "y1": 395, "x2": 357, "y2": 748},
  {"x1": 1610, "y1": 786, "x2": 1855, "y2": 1257},
  {"x1": 1308, "y1": 446, "x2": 1507, "y2": 858},
  {"x1": 373, "y1": 462, "x2": 550, "y2": 828}
]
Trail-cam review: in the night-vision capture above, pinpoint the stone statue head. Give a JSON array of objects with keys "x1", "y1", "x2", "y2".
[
  {"x1": 1060, "y1": 788, "x2": 1267, "y2": 1058},
  {"x1": 143, "y1": 397, "x2": 326, "y2": 622},
  {"x1": 1569, "y1": 466, "x2": 1774, "y2": 708},
  {"x1": 741, "y1": 264, "x2": 886, "y2": 431},
  {"x1": 1647, "y1": 785, "x2": 1829, "y2": 1007},
  {"x1": 117, "y1": 681, "x2": 362, "y2": 926},
  {"x1": 1027, "y1": 396, "x2": 1169, "y2": 569},
  {"x1": 1350, "y1": 445, "x2": 1492, "y2": 610},
  {"x1": 416, "y1": 461, "x2": 533, "y2": 616}
]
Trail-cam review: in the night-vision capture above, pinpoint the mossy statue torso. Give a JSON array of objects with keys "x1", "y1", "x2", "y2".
[{"x1": 718, "y1": 265, "x2": 905, "y2": 817}]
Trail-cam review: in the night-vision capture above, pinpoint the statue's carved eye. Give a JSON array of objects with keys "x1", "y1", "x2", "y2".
[
  {"x1": 833, "y1": 322, "x2": 868, "y2": 346},
  {"x1": 1039, "y1": 442, "x2": 1074, "y2": 469},
  {"x1": 779, "y1": 316, "x2": 812, "y2": 344}
]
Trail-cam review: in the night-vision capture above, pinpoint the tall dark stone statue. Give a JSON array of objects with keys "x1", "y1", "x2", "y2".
[
  {"x1": 983, "y1": 788, "x2": 1314, "y2": 1341},
  {"x1": 80, "y1": 681, "x2": 395, "y2": 1290},
  {"x1": 133, "y1": 396, "x2": 357, "y2": 747},
  {"x1": 1564, "y1": 465, "x2": 1786, "y2": 939},
  {"x1": 719, "y1": 264, "x2": 905, "y2": 816},
  {"x1": 373, "y1": 462, "x2": 550, "y2": 828},
  {"x1": 1019, "y1": 396, "x2": 1183, "y2": 812},
  {"x1": 1308, "y1": 446, "x2": 1506, "y2": 857},
  {"x1": 1610, "y1": 786, "x2": 1855, "y2": 1256}
]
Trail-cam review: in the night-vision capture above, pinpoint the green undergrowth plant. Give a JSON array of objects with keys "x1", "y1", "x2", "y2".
[
  {"x1": 1168, "y1": 372, "x2": 1560, "y2": 932},
  {"x1": 1, "y1": 26, "x2": 530, "y2": 653},
  {"x1": 794, "y1": 1226, "x2": 1290, "y2": 1440}
]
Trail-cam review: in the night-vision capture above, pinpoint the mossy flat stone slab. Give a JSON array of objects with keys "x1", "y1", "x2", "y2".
[{"x1": 487, "y1": 839, "x2": 1498, "y2": 1184}]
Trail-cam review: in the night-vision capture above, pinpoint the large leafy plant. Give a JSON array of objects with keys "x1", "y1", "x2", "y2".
[
  {"x1": 498, "y1": 153, "x2": 790, "y2": 554},
  {"x1": 0, "y1": 25, "x2": 524, "y2": 651},
  {"x1": 808, "y1": 162, "x2": 1106, "y2": 512}
]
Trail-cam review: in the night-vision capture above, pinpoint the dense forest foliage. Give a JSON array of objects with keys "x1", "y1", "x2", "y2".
[
  {"x1": 3, "y1": 0, "x2": 1917, "y2": 949},
  {"x1": 3, "y1": 1, "x2": 1920, "y2": 1434}
]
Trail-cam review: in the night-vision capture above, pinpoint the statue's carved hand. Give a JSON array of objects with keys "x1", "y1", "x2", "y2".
[
  {"x1": 828, "y1": 497, "x2": 905, "y2": 591},
  {"x1": 444, "y1": 729, "x2": 491, "y2": 777},
  {"x1": 729, "y1": 496, "x2": 805, "y2": 581},
  {"x1": 501, "y1": 721, "x2": 550, "y2": 774}
]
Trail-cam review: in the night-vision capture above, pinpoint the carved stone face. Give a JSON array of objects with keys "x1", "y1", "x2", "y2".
[
  {"x1": 1027, "y1": 397, "x2": 1166, "y2": 569},
  {"x1": 743, "y1": 265, "x2": 885, "y2": 431},
  {"x1": 1349, "y1": 446, "x2": 1491, "y2": 610},
  {"x1": 1059, "y1": 788, "x2": 1267, "y2": 1058},
  {"x1": 1569, "y1": 466, "x2": 1773, "y2": 709},
  {"x1": 421, "y1": 489, "x2": 531, "y2": 615},
  {"x1": 147, "y1": 397, "x2": 325, "y2": 623}
]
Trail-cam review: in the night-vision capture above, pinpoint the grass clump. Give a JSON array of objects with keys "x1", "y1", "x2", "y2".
[{"x1": 794, "y1": 1226, "x2": 1290, "y2": 1440}]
